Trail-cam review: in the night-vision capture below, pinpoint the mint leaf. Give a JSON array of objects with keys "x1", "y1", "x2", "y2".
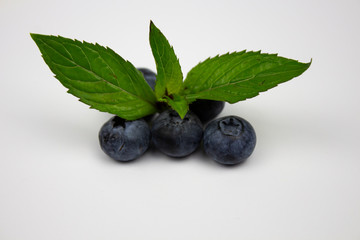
[
  {"x1": 149, "y1": 21, "x2": 184, "y2": 100},
  {"x1": 183, "y1": 51, "x2": 311, "y2": 103},
  {"x1": 31, "y1": 33, "x2": 157, "y2": 120},
  {"x1": 165, "y1": 94, "x2": 189, "y2": 119}
]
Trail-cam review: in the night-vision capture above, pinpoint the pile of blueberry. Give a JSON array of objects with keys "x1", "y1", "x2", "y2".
[{"x1": 99, "y1": 69, "x2": 256, "y2": 165}]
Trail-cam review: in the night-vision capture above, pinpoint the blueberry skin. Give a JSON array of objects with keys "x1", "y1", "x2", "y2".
[
  {"x1": 99, "y1": 116, "x2": 151, "y2": 162},
  {"x1": 138, "y1": 68, "x2": 156, "y2": 90},
  {"x1": 189, "y1": 99, "x2": 225, "y2": 123},
  {"x1": 151, "y1": 110, "x2": 203, "y2": 158},
  {"x1": 137, "y1": 68, "x2": 157, "y2": 121},
  {"x1": 203, "y1": 116, "x2": 256, "y2": 165}
]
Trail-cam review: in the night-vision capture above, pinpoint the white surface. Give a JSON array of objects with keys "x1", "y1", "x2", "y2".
[{"x1": 1, "y1": 0, "x2": 360, "y2": 239}]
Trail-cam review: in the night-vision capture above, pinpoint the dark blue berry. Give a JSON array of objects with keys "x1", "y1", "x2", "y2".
[
  {"x1": 137, "y1": 68, "x2": 157, "y2": 121},
  {"x1": 203, "y1": 116, "x2": 256, "y2": 165},
  {"x1": 189, "y1": 99, "x2": 225, "y2": 123},
  {"x1": 138, "y1": 68, "x2": 156, "y2": 90},
  {"x1": 151, "y1": 110, "x2": 203, "y2": 158},
  {"x1": 99, "y1": 116, "x2": 151, "y2": 161}
]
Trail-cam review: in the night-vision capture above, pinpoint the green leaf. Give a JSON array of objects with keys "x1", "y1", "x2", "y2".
[
  {"x1": 149, "y1": 21, "x2": 184, "y2": 100},
  {"x1": 31, "y1": 33, "x2": 157, "y2": 120},
  {"x1": 164, "y1": 94, "x2": 189, "y2": 119},
  {"x1": 183, "y1": 51, "x2": 311, "y2": 103}
]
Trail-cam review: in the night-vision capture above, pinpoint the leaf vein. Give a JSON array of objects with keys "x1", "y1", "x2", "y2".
[{"x1": 38, "y1": 38, "x2": 155, "y2": 107}]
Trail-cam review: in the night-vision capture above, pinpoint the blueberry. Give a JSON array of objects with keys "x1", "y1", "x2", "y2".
[
  {"x1": 137, "y1": 68, "x2": 157, "y2": 121},
  {"x1": 138, "y1": 68, "x2": 156, "y2": 90},
  {"x1": 151, "y1": 110, "x2": 203, "y2": 158},
  {"x1": 189, "y1": 99, "x2": 225, "y2": 123},
  {"x1": 99, "y1": 116, "x2": 151, "y2": 162},
  {"x1": 203, "y1": 116, "x2": 256, "y2": 165}
]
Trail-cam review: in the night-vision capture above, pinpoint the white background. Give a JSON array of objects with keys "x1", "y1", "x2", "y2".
[{"x1": 1, "y1": 0, "x2": 360, "y2": 239}]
